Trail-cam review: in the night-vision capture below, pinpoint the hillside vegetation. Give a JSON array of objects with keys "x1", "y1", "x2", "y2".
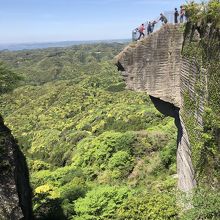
[
  {"x1": 181, "y1": 1, "x2": 220, "y2": 219},
  {"x1": 0, "y1": 43, "x2": 180, "y2": 219}
]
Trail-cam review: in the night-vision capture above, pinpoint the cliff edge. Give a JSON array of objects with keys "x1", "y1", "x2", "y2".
[{"x1": 115, "y1": 24, "x2": 183, "y2": 108}]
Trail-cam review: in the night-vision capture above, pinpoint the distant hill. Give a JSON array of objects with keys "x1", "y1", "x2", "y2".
[
  {"x1": 0, "y1": 39, "x2": 130, "y2": 51},
  {"x1": 0, "y1": 42, "x2": 128, "y2": 85}
]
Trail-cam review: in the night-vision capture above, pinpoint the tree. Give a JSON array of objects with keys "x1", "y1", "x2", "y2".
[{"x1": 0, "y1": 62, "x2": 21, "y2": 93}]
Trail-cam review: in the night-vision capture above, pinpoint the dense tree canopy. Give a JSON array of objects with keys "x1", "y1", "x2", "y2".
[{"x1": 0, "y1": 62, "x2": 21, "y2": 93}]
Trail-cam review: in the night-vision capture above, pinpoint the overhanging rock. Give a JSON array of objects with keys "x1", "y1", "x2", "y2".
[
  {"x1": 115, "y1": 24, "x2": 183, "y2": 108},
  {"x1": 115, "y1": 24, "x2": 196, "y2": 192}
]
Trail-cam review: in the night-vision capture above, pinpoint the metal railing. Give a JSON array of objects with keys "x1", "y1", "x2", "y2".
[{"x1": 132, "y1": 11, "x2": 176, "y2": 41}]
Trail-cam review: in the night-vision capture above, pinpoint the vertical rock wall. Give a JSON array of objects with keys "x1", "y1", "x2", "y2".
[
  {"x1": 181, "y1": 58, "x2": 207, "y2": 126},
  {"x1": 0, "y1": 116, "x2": 33, "y2": 220},
  {"x1": 176, "y1": 115, "x2": 197, "y2": 191}
]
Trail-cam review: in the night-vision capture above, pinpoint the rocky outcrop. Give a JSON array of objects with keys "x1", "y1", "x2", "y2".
[
  {"x1": 115, "y1": 24, "x2": 183, "y2": 107},
  {"x1": 115, "y1": 24, "x2": 197, "y2": 192},
  {"x1": 0, "y1": 116, "x2": 33, "y2": 220}
]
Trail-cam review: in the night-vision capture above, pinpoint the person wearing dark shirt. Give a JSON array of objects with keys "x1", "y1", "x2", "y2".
[
  {"x1": 174, "y1": 8, "x2": 179, "y2": 23},
  {"x1": 151, "y1": 20, "x2": 157, "y2": 32},
  {"x1": 147, "y1": 22, "x2": 152, "y2": 35},
  {"x1": 159, "y1": 13, "x2": 168, "y2": 24}
]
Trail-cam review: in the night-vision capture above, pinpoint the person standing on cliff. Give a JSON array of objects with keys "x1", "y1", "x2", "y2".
[
  {"x1": 180, "y1": 5, "x2": 186, "y2": 23},
  {"x1": 151, "y1": 20, "x2": 157, "y2": 32},
  {"x1": 132, "y1": 28, "x2": 139, "y2": 41},
  {"x1": 138, "y1": 24, "x2": 145, "y2": 40},
  {"x1": 147, "y1": 22, "x2": 152, "y2": 35},
  {"x1": 159, "y1": 13, "x2": 168, "y2": 24},
  {"x1": 174, "y1": 8, "x2": 179, "y2": 24}
]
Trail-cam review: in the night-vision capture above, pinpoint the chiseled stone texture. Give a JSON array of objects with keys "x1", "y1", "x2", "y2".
[
  {"x1": 177, "y1": 115, "x2": 196, "y2": 192},
  {"x1": 115, "y1": 24, "x2": 183, "y2": 107},
  {"x1": 180, "y1": 58, "x2": 207, "y2": 126},
  {"x1": 0, "y1": 116, "x2": 33, "y2": 220}
]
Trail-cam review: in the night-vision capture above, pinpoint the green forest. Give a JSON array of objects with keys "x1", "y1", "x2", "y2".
[
  {"x1": 0, "y1": 43, "x2": 180, "y2": 219},
  {"x1": 0, "y1": 1, "x2": 220, "y2": 218}
]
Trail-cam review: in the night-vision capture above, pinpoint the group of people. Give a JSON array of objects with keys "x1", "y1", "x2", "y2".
[
  {"x1": 132, "y1": 13, "x2": 167, "y2": 41},
  {"x1": 174, "y1": 5, "x2": 186, "y2": 24},
  {"x1": 134, "y1": 20, "x2": 157, "y2": 40},
  {"x1": 133, "y1": 5, "x2": 186, "y2": 41}
]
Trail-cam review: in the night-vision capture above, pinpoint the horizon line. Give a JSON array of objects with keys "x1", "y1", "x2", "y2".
[{"x1": 0, "y1": 38, "x2": 131, "y2": 46}]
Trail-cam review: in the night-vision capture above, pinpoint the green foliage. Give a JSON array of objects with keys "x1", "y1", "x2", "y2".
[
  {"x1": 107, "y1": 150, "x2": 134, "y2": 178},
  {"x1": 181, "y1": 188, "x2": 220, "y2": 220},
  {"x1": 208, "y1": 61, "x2": 220, "y2": 112},
  {"x1": 160, "y1": 139, "x2": 177, "y2": 169},
  {"x1": 185, "y1": 0, "x2": 220, "y2": 29},
  {"x1": 29, "y1": 159, "x2": 50, "y2": 172},
  {"x1": 0, "y1": 43, "x2": 125, "y2": 85},
  {"x1": 74, "y1": 185, "x2": 131, "y2": 220},
  {"x1": 0, "y1": 43, "x2": 179, "y2": 219},
  {"x1": 72, "y1": 131, "x2": 135, "y2": 179},
  {"x1": 0, "y1": 62, "x2": 21, "y2": 94},
  {"x1": 117, "y1": 191, "x2": 179, "y2": 220},
  {"x1": 182, "y1": 0, "x2": 220, "y2": 186},
  {"x1": 198, "y1": 107, "x2": 220, "y2": 184},
  {"x1": 0, "y1": 4, "x2": 218, "y2": 218},
  {"x1": 60, "y1": 178, "x2": 87, "y2": 202},
  {"x1": 60, "y1": 178, "x2": 88, "y2": 218},
  {"x1": 33, "y1": 184, "x2": 65, "y2": 220},
  {"x1": 207, "y1": 0, "x2": 220, "y2": 28}
]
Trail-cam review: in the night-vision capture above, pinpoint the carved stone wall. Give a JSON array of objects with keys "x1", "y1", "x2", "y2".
[{"x1": 180, "y1": 58, "x2": 207, "y2": 126}]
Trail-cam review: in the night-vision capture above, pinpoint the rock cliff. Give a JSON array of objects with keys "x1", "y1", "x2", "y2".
[
  {"x1": 116, "y1": 24, "x2": 183, "y2": 107},
  {"x1": 0, "y1": 116, "x2": 33, "y2": 220},
  {"x1": 115, "y1": 24, "x2": 197, "y2": 192}
]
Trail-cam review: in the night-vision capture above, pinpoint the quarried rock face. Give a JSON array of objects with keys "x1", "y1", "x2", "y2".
[
  {"x1": 115, "y1": 24, "x2": 183, "y2": 108},
  {"x1": 0, "y1": 116, "x2": 33, "y2": 220},
  {"x1": 115, "y1": 24, "x2": 196, "y2": 192}
]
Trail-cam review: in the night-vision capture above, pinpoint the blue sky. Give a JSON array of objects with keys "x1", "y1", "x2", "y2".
[{"x1": 0, "y1": 0, "x2": 193, "y2": 43}]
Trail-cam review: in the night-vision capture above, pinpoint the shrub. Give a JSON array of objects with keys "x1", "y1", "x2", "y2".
[
  {"x1": 74, "y1": 185, "x2": 131, "y2": 220},
  {"x1": 33, "y1": 184, "x2": 65, "y2": 220},
  {"x1": 60, "y1": 177, "x2": 87, "y2": 202},
  {"x1": 160, "y1": 139, "x2": 177, "y2": 169},
  {"x1": 0, "y1": 62, "x2": 22, "y2": 94},
  {"x1": 181, "y1": 188, "x2": 220, "y2": 220},
  {"x1": 72, "y1": 131, "x2": 136, "y2": 178},
  {"x1": 108, "y1": 150, "x2": 134, "y2": 178},
  {"x1": 117, "y1": 192, "x2": 179, "y2": 220}
]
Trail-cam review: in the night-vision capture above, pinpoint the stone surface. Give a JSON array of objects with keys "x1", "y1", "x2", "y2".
[
  {"x1": 115, "y1": 24, "x2": 197, "y2": 192},
  {"x1": 0, "y1": 116, "x2": 33, "y2": 220},
  {"x1": 115, "y1": 24, "x2": 183, "y2": 107},
  {"x1": 176, "y1": 115, "x2": 197, "y2": 191},
  {"x1": 180, "y1": 58, "x2": 207, "y2": 126}
]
